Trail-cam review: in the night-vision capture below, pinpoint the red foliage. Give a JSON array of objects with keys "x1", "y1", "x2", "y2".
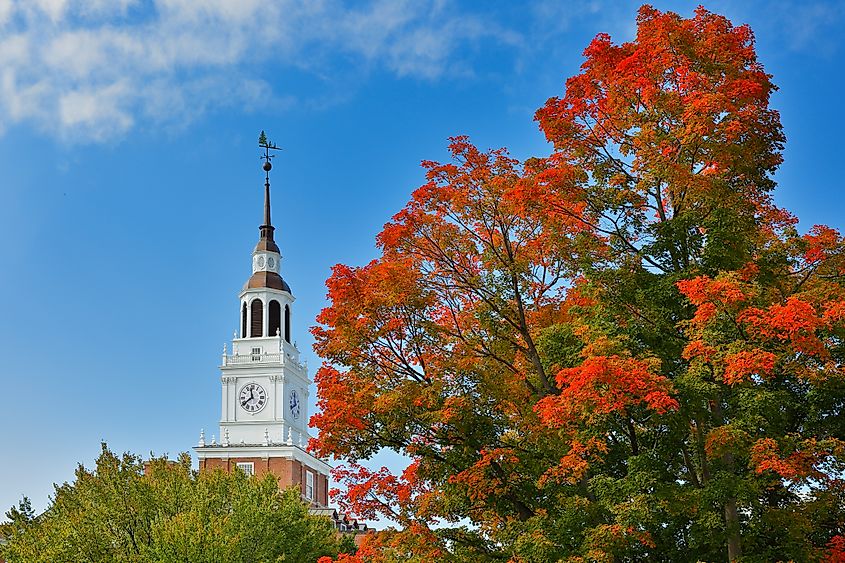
[
  {"x1": 677, "y1": 275, "x2": 750, "y2": 330},
  {"x1": 750, "y1": 437, "x2": 845, "y2": 483},
  {"x1": 826, "y1": 535, "x2": 845, "y2": 563},
  {"x1": 677, "y1": 276, "x2": 746, "y2": 307},
  {"x1": 449, "y1": 448, "x2": 523, "y2": 503},
  {"x1": 535, "y1": 355, "x2": 678, "y2": 428},
  {"x1": 539, "y1": 438, "x2": 609, "y2": 487},
  {"x1": 722, "y1": 349, "x2": 777, "y2": 385},
  {"x1": 682, "y1": 340, "x2": 716, "y2": 362},
  {"x1": 308, "y1": 365, "x2": 375, "y2": 458},
  {"x1": 740, "y1": 297, "x2": 827, "y2": 358},
  {"x1": 823, "y1": 301, "x2": 845, "y2": 323},
  {"x1": 740, "y1": 297, "x2": 823, "y2": 340},
  {"x1": 536, "y1": 4, "x2": 783, "y2": 229},
  {"x1": 804, "y1": 225, "x2": 841, "y2": 264},
  {"x1": 330, "y1": 461, "x2": 427, "y2": 523},
  {"x1": 352, "y1": 524, "x2": 444, "y2": 562},
  {"x1": 318, "y1": 555, "x2": 365, "y2": 563}
]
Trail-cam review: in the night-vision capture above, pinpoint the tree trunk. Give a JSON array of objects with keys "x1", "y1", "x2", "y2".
[
  {"x1": 725, "y1": 497, "x2": 742, "y2": 561},
  {"x1": 710, "y1": 399, "x2": 742, "y2": 560}
]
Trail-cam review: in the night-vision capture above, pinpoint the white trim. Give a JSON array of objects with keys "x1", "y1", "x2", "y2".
[
  {"x1": 235, "y1": 461, "x2": 254, "y2": 476},
  {"x1": 305, "y1": 469, "x2": 315, "y2": 500},
  {"x1": 194, "y1": 444, "x2": 332, "y2": 475}
]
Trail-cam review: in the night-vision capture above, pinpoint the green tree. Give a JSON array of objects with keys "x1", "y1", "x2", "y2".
[{"x1": 0, "y1": 444, "x2": 347, "y2": 562}]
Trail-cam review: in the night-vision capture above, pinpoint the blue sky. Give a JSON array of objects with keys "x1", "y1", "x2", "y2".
[{"x1": 1, "y1": 0, "x2": 844, "y2": 514}]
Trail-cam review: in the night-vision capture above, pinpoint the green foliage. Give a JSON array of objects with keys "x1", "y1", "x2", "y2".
[{"x1": 0, "y1": 444, "x2": 345, "y2": 563}]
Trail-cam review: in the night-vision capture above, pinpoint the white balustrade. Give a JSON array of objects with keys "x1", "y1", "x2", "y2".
[{"x1": 223, "y1": 352, "x2": 282, "y2": 365}]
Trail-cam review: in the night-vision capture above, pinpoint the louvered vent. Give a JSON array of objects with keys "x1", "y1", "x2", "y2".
[
  {"x1": 250, "y1": 299, "x2": 263, "y2": 337},
  {"x1": 284, "y1": 304, "x2": 291, "y2": 343},
  {"x1": 269, "y1": 300, "x2": 281, "y2": 337}
]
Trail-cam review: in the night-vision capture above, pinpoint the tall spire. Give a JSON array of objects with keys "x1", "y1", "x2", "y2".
[
  {"x1": 259, "y1": 160, "x2": 275, "y2": 244},
  {"x1": 256, "y1": 131, "x2": 280, "y2": 253},
  {"x1": 263, "y1": 171, "x2": 272, "y2": 227},
  {"x1": 244, "y1": 131, "x2": 291, "y2": 293}
]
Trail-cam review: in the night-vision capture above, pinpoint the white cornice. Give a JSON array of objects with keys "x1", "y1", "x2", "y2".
[{"x1": 194, "y1": 444, "x2": 331, "y2": 474}]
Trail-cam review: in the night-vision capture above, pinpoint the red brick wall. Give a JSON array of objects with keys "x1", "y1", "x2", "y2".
[{"x1": 199, "y1": 456, "x2": 328, "y2": 506}]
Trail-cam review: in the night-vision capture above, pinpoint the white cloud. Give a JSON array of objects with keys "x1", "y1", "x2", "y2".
[
  {"x1": 0, "y1": 0, "x2": 517, "y2": 142},
  {"x1": 772, "y1": 1, "x2": 845, "y2": 55},
  {"x1": 31, "y1": 0, "x2": 69, "y2": 22},
  {"x1": 682, "y1": 1, "x2": 844, "y2": 57},
  {"x1": 58, "y1": 80, "x2": 134, "y2": 140},
  {"x1": 0, "y1": 0, "x2": 13, "y2": 26},
  {"x1": 1, "y1": 69, "x2": 49, "y2": 122}
]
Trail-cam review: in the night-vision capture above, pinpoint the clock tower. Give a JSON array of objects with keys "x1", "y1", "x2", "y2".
[{"x1": 194, "y1": 136, "x2": 330, "y2": 507}]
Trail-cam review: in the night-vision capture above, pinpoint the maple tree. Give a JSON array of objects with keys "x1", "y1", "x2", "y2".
[{"x1": 312, "y1": 6, "x2": 845, "y2": 562}]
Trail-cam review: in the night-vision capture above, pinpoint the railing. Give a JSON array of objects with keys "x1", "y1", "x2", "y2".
[
  {"x1": 223, "y1": 352, "x2": 282, "y2": 365},
  {"x1": 222, "y1": 351, "x2": 306, "y2": 371}
]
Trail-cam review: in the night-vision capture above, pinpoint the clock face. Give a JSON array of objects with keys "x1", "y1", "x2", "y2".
[
  {"x1": 239, "y1": 383, "x2": 267, "y2": 413},
  {"x1": 289, "y1": 390, "x2": 301, "y2": 419}
]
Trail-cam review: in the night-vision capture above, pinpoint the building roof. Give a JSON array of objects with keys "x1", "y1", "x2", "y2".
[
  {"x1": 255, "y1": 237, "x2": 280, "y2": 253},
  {"x1": 244, "y1": 270, "x2": 291, "y2": 293}
]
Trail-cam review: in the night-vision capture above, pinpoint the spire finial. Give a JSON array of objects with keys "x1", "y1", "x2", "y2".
[{"x1": 258, "y1": 131, "x2": 282, "y2": 244}]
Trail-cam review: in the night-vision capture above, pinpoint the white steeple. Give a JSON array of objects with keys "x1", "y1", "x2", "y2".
[
  {"x1": 194, "y1": 135, "x2": 330, "y2": 507},
  {"x1": 215, "y1": 145, "x2": 309, "y2": 447}
]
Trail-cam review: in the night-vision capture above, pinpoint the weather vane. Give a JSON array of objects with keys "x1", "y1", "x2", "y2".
[{"x1": 258, "y1": 130, "x2": 281, "y2": 181}]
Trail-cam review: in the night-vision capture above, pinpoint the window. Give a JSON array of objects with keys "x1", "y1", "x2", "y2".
[
  {"x1": 250, "y1": 299, "x2": 263, "y2": 337},
  {"x1": 305, "y1": 470, "x2": 314, "y2": 500},
  {"x1": 235, "y1": 462, "x2": 254, "y2": 476},
  {"x1": 251, "y1": 347, "x2": 261, "y2": 361},
  {"x1": 269, "y1": 300, "x2": 281, "y2": 337},
  {"x1": 284, "y1": 304, "x2": 291, "y2": 343}
]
